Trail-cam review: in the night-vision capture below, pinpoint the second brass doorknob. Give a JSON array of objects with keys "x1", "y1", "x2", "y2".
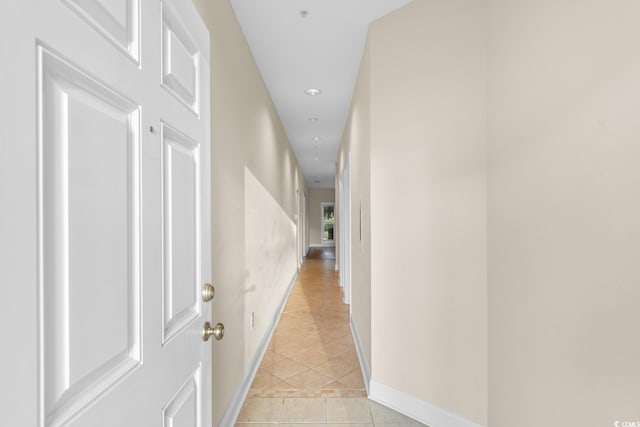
[{"x1": 203, "y1": 321, "x2": 224, "y2": 341}]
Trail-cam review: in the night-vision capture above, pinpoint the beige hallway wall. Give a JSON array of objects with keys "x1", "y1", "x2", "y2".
[
  {"x1": 193, "y1": 1, "x2": 307, "y2": 424},
  {"x1": 195, "y1": 0, "x2": 640, "y2": 425},
  {"x1": 487, "y1": 0, "x2": 640, "y2": 425},
  {"x1": 337, "y1": 38, "x2": 372, "y2": 378},
  {"x1": 368, "y1": 0, "x2": 488, "y2": 424}
]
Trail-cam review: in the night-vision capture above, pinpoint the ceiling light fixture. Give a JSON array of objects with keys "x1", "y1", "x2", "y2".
[
  {"x1": 314, "y1": 156, "x2": 319, "y2": 161},
  {"x1": 300, "y1": 10, "x2": 309, "y2": 19},
  {"x1": 312, "y1": 136, "x2": 321, "y2": 142},
  {"x1": 308, "y1": 117, "x2": 319, "y2": 123},
  {"x1": 305, "y1": 88, "x2": 322, "y2": 96}
]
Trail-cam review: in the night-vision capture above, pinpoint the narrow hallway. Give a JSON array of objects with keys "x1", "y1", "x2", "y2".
[{"x1": 236, "y1": 248, "x2": 425, "y2": 426}]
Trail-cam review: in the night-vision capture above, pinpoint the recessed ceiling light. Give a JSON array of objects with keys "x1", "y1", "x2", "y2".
[
  {"x1": 305, "y1": 88, "x2": 322, "y2": 96},
  {"x1": 300, "y1": 10, "x2": 309, "y2": 19},
  {"x1": 312, "y1": 136, "x2": 321, "y2": 142},
  {"x1": 308, "y1": 117, "x2": 319, "y2": 123},
  {"x1": 314, "y1": 156, "x2": 319, "y2": 161}
]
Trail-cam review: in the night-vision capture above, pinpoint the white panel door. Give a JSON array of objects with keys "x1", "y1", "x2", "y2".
[{"x1": 0, "y1": 0, "x2": 212, "y2": 426}]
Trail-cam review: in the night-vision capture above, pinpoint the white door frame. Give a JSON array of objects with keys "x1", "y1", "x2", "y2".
[
  {"x1": 337, "y1": 178, "x2": 343, "y2": 282},
  {"x1": 297, "y1": 187, "x2": 301, "y2": 270},
  {"x1": 320, "y1": 201, "x2": 335, "y2": 244},
  {"x1": 302, "y1": 191, "x2": 307, "y2": 257},
  {"x1": 339, "y1": 153, "x2": 352, "y2": 306}
]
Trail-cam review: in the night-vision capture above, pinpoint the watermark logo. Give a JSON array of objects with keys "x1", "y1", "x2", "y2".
[{"x1": 615, "y1": 422, "x2": 640, "y2": 427}]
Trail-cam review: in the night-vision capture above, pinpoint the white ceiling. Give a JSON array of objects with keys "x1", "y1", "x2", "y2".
[{"x1": 229, "y1": 0, "x2": 413, "y2": 188}]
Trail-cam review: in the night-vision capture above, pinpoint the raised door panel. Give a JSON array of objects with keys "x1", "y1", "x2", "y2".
[
  {"x1": 62, "y1": 0, "x2": 140, "y2": 62},
  {"x1": 161, "y1": 1, "x2": 200, "y2": 114},
  {"x1": 162, "y1": 366, "x2": 201, "y2": 427},
  {"x1": 162, "y1": 123, "x2": 201, "y2": 344},
  {"x1": 38, "y1": 46, "x2": 141, "y2": 427}
]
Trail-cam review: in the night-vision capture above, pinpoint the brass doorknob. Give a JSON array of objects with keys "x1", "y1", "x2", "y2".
[
  {"x1": 202, "y1": 283, "x2": 215, "y2": 302},
  {"x1": 202, "y1": 322, "x2": 224, "y2": 341}
]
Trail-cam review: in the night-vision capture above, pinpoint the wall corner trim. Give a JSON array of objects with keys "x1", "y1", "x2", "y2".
[
  {"x1": 349, "y1": 317, "x2": 370, "y2": 394},
  {"x1": 369, "y1": 381, "x2": 485, "y2": 427},
  {"x1": 218, "y1": 271, "x2": 298, "y2": 426}
]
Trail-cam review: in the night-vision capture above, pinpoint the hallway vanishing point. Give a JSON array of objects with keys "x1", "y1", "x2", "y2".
[{"x1": 236, "y1": 247, "x2": 425, "y2": 426}]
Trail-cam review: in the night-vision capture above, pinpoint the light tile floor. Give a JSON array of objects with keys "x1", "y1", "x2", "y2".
[
  {"x1": 247, "y1": 248, "x2": 365, "y2": 399},
  {"x1": 236, "y1": 248, "x2": 426, "y2": 426},
  {"x1": 236, "y1": 397, "x2": 425, "y2": 426}
]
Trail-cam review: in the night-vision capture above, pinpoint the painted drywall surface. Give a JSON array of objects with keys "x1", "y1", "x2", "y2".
[
  {"x1": 308, "y1": 188, "x2": 336, "y2": 246},
  {"x1": 244, "y1": 167, "x2": 297, "y2": 363},
  {"x1": 487, "y1": 0, "x2": 640, "y2": 425},
  {"x1": 193, "y1": 1, "x2": 306, "y2": 423},
  {"x1": 369, "y1": 0, "x2": 487, "y2": 424},
  {"x1": 338, "y1": 38, "x2": 372, "y2": 379}
]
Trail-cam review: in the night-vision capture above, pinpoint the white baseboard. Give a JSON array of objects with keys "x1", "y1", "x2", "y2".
[
  {"x1": 218, "y1": 271, "x2": 298, "y2": 426},
  {"x1": 309, "y1": 243, "x2": 335, "y2": 248},
  {"x1": 349, "y1": 318, "x2": 370, "y2": 394},
  {"x1": 369, "y1": 381, "x2": 485, "y2": 427}
]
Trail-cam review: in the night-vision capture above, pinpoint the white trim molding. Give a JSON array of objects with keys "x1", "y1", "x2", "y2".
[
  {"x1": 349, "y1": 318, "x2": 370, "y2": 394},
  {"x1": 308, "y1": 243, "x2": 335, "y2": 248},
  {"x1": 218, "y1": 271, "x2": 298, "y2": 426},
  {"x1": 369, "y1": 381, "x2": 486, "y2": 427}
]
